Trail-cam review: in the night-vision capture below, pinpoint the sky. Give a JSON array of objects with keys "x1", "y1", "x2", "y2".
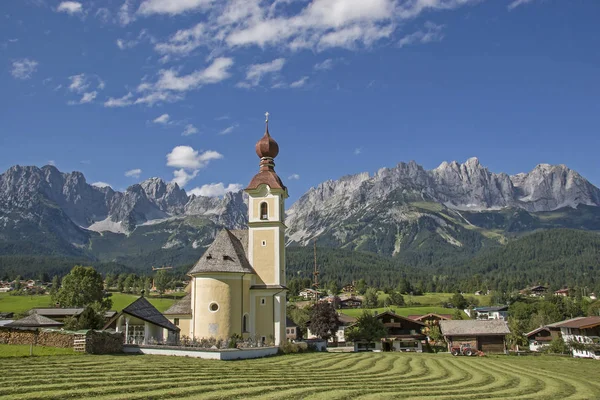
[{"x1": 1, "y1": 0, "x2": 599, "y2": 204}]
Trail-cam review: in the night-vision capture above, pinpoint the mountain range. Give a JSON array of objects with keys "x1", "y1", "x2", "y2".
[{"x1": 1, "y1": 158, "x2": 599, "y2": 276}]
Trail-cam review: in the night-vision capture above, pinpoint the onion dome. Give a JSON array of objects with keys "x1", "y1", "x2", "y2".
[
  {"x1": 255, "y1": 124, "x2": 279, "y2": 159},
  {"x1": 246, "y1": 113, "x2": 286, "y2": 191}
]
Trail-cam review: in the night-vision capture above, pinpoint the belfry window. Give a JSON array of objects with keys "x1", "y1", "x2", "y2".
[{"x1": 260, "y1": 202, "x2": 268, "y2": 220}]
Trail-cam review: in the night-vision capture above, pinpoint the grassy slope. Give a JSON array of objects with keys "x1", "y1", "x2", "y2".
[
  {"x1": 0, "y1": 344, "x2": 78, "y2": 357},
  {"x1": 1, "y1": 352, "x2": 599, "y2": 399},
  {"x1": 340, "y1": 306, "x2": 463, "y2": 318},
  {"x1": 376, "y1": 292, "x2": 492, "y2": 307},
  {"x1": 0, "y1": 292, "x2": 178, "y2": 313}
]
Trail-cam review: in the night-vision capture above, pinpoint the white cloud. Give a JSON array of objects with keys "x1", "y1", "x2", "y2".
[
  {"x1": 134, "y1": 91, "x2": 184, "y2": 106},
  {"x1": 125, "y1": 168, "x2": 142, "y2": 178},
  {"x1": 68, "y1": 73, "x2": 104, "y2": 93},
  {"x1": 166, "y1": 146, "x2": 223, "y2": 169},
  {"x1": 118, "y1": 0, "x2": 135, "y2": 25},
  {"x1": 48, "y1": 160, "x2": 56, "y2": 166},
  {"x1": 154, "y1": 23, "x2": 206, "y2": 56},
  {"x1": 95, "y1": 8, "x2": 112, "y2": 23},
  {"x1": 138, "y1": 0, "x2": 214, "y2": 16},
  {"x1": 508, "y1": 0, "x2": 535, "y2": 10},
  {"x1": 314, "y1": 59, "x2": 334, "y2": 71},
  {"x1": 78, "y1": 91, "x2": 97, "y2": 104},
  {"x1": 172, "y1": 168, "x2": 199, "y2": 187},
  {"x1": 238, "y1": 58, "x2": 285, "y2": 88},
  {"x1": 153, "y1": 113, "x2": 170, "y2": 124},
  {"x1": 288, "y1": 174, "x2": 300, "y2": 180},
  {"x1": 57, "y1": 1, "x2": 83, "y2": 15},
  {"x1": 290, "y1": 76, "x2": 309, "y2": 88},
  {"x1": 398, "y1": 22, "x2": 444, "y2": 48},
  {"x1": 188, "y1": 182, "x2": 243, "y2": 197},
  {"x1": 182, "y1": 124, "x2": 199, "y2": 136},
  {"x1": 116, "y1": 29, "x2": 155, "y2": 50},
  {"x1": 104, "y1": 92, "x2": 134, "y2": 107},
  {"x1": 92, "y1": 181, "x2": 112, "y2": 188},
  {"x1": 354, "y1": 147, "x2": 362, "y2": 155},
  {"x1": 219, "y1": 124, "x2": 238, "y2": 135},
  {"x1": 151, "y1": 57, "x2": 234, "y2": 91},
  {"x1": 11, "y1": 59, "x2": 38, "y2": 80}
]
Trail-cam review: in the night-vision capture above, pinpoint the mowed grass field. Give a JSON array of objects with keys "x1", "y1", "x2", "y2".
[
  {"x1": 0, "y1": 292, "x2": 178, "y2": 314},
  {"x1": 1, "y1": 352, "x2": 599, "y2": 399},
  {"x1": 340, "y1": 306, "x2": 463, "y2": 318}
]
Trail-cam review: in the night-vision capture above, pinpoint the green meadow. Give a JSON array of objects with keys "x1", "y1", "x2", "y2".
[
  {"x1": 0, "y1": 351, "x2": 598, "y2": 399},
  {"x1": 0, "y1": 292, "x2": 178, "y2": 314}
]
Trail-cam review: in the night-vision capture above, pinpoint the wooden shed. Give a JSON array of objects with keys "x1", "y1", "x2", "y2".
[{"x1": 440, "y1": 320, "x2": 510, "y2": 354}]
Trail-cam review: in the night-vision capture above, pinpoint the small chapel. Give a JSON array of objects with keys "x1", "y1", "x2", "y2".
[{"x1": 164, "y1": 115, "x2": 288, "y2": 346}]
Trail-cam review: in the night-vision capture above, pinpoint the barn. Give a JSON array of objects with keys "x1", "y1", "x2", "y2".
[{"x1": 440, "y1": 320, "x2": 510, "y2": 354}]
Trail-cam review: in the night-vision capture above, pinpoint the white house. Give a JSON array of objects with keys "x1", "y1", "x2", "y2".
[
  {"x1": 466, "y1": 306, "x2": 508, "y2": 321},
  {"x1": 299, "y1": 288, "x2": 322, "y2": 300},
  {"x1": 525, "y1": 327, "x2": 553, "y2": 352},
  {"x1": 550, "y1": 316, "x2": 600, "y2": 359},
  {"x1": 307, "y1": 313, "x2": 356, "y2": 345}
]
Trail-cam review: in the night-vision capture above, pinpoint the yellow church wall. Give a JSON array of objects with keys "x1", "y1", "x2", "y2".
[
  {"x1": 251, "y1": 229, "x2": 276, "y2": 284},
  {"x1": 254, "y1": 295, "x2": 274, "y2": 343},
  {"x1": 252, "y1": 196, "x2": 276, "y2": 220},
  {"x1": 279, "y1": 229, "x2": 286, "y2": 286},
  {"x1": 192, "y1": 275, "x2": 250, "y2": 340},
  {"x1": 167, "y1": 315, "x2": 192, "y2": 338}
]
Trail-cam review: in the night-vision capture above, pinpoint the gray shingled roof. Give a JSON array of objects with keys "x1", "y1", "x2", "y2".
[
  {"x1": 163, "y1": 294, "x2": 192, "y2": 315},
  {"x1": 122, "y1": 297, "x2": 179, "y2": 332},
  {"x1": 440, "y1": 320, "x2": 510, "y2": 336},
  {"x1": 188, "y1": 229, "x2": 255, "y2": 275},
  {"x1": 5, "y1": 313, "x2": 64, "y2": 328}
]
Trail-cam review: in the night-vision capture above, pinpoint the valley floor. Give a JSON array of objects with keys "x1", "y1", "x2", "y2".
[{"x1": 0, "y1": 351, "x2": 598, "y2": 399}]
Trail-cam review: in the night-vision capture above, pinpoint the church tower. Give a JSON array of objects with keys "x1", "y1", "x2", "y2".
[{"x1": 245, "y1": 113, "x2": 288, "y2": 345}]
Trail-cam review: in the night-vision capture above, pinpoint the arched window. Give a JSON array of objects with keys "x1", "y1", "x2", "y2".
[
  {"x1": 242, "y1": 314, "x2": 249, "y2": 333},
  {"x1": 260, "y1": 202, "x2": 268, "y2": 220}
]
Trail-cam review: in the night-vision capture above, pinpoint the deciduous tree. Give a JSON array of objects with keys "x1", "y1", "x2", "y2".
[
  {"x1": 345, "y1": 311, "x2": 387, "y2": 343},
  {"x1": 308, "y1": 302, "x2": 339, "y2": 341},
  {"x1": 54, "y1": 266, "x2": 111, "y2": 309}
]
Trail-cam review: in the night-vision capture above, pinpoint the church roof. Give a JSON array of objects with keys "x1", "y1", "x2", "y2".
[
  {"x1": 188, "y1": 228, "x2": 255, "y2": 275},
  {"x1": 163, "y1": 294, "x2": 192, "y2": 315},
  {"x1": 122, "y1": 296, "x2": 179, "y2": 332}
]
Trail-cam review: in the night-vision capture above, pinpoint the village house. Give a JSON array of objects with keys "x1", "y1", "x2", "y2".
[
  {"x1": 339, "y1": 297, "x2": 362, "y2": 309},
  {"x1": 548, "y1": 316, "x2": 600, "y2": 359},
  {"x1": 299, "y1": 288, "x2": 322, "y2": 300},
  {"x1": 526, "y1": 326, "x2": 553, "y2": 352},
  {"x1": 285, "y1": 318, "x2": 298, "y2": 341},
  {"x1": 519, "y1": 285, "x2": 548, "y2": 297},
  {"x1": 465, "y1": 306, "x2": 508, "y2": 321},
  {"x1": 162, "y1": 118, "x2": 289, "y2": 346},
  {"x1": 342, "y1": 283, "x2": 355, "y2": 293},
  {"x1": 407, "y1": 313, "x2": 452, "y2": 326},
  {"x1": 554, "y1": 288, "x2": 569, "y2": 297},
  {"x1": 440, "y1": 320, "x2": 510, "y2": 354},
  {"x1": 351, "y1": 311, "x2": 427, "y2": 352}
]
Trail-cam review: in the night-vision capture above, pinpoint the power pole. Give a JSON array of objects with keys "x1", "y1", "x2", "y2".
[{"x1": 313, "y1": 240, "x2": 319, "y2": 302}]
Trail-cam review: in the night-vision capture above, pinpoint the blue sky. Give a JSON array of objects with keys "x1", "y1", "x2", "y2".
[{"x1": 1, "y1": 0, "x2": 599, "y2": 203}]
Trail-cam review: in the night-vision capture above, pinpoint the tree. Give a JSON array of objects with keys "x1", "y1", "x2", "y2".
[
  {"x1": 426, "y1": 324, "x2": 444, "y2": 347},
  {"x1": 13, "y1": 275, "x2": 22, "y2": 291},
  {"x1": 588, "y1": 300, "x2": 600, "y2": 316},
  {"x1": 155, "y1": 270, "x2": 171, "y2": 295},
  {"x1": 364, "y1": 287, "x2": 379, "y2": 308},
  {"x1": 545, "y1": 337, "x2": 569, "y2": 355},
  {"x1": 117, "y1": 274, "x2": 126, "y2": 293},
  {"x1": 54, "y1": 266, "x2": 111, "y2": 309},
  {"x1": 287, "y1": 304, "x2": 311, "y2": 338},
  {"x1": 388, "y1": 291, "x2": 405, "y2": 306},
  {"x1": 345, "y1": 311, "x2": 387, "y2": 343},
  {"x1": 450, "y1": 293, "x2": 468, "y2": 309},
  {"x1": 328, "y1": 280, "x2": 339, "y2": 296},
  {"x1": 77, "y1": 304, "x2": 105, "y2": 330},
  {"x1": 308, "y1": 302, "x2": 340, "y2": 341},
  {"x1": 452, "y1": 308, "x2": 464, "y2": 320},
  {"x1": 356, "y1": 279, "x2": 367, "y2": 295},
  {"x1": 104, "y1": 273, "x2": 116, "y2": 289},
  {"x1": 397, "y1": 278, "x2": 413, "y2": 294},
  {"x1": 123, "y1": 274, "x2": 136, "y2": 294},
  {"x1": 506, "y1": 319, "x2": 528, "y2": 351},
  {"x1": 49, "y1": 275, "x2": 61, "y2": 298}
]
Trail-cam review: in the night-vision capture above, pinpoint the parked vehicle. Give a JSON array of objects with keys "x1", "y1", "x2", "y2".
[{"x1": 451, "y1": 343, "x2": 477, "y2": 356}]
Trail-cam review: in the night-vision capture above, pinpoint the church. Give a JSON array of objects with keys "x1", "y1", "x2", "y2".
[{"x1": 164, "y1": 115, "x2": 288, "y2": 346}]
